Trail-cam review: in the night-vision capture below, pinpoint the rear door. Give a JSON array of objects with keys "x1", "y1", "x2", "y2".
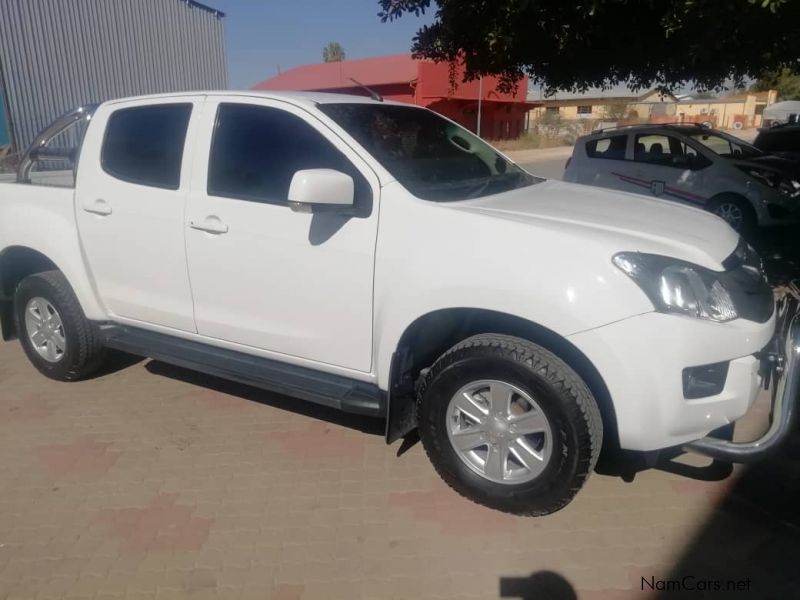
[
  {"x1": 617, "y1": 133, "x2": 709, "y2": 206},
  {"x1": 75, "y1": 97, "x2": 203, "y2": 331},
  {"x1": 571, "y1": 133, "x2": 631, "y2": 189}
]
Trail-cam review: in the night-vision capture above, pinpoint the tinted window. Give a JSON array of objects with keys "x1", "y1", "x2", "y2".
[
  {"x1": 634, "y1": 133, "x2": 711, "y2": 169},
  {"x1": 634, "y1": 134, "x2": 677, "y2": 165},
  {"x1": 586, "y1": 135, "x2": 627, "y2": 160},
  {"x1": 208, "y1": 104, "x2": 370, "y2": 209},
  {"x1": 101, "y1": 104, "x2": 191, "y2": 189},
  {"x1": 755, "y1": 129, "x2": 800, "y2": 153},
  {"x1": 318, "y1": 103, "x2": 538, "y2": 202},
  {"x1": 688, "y1": 131, "x2": 761, "y2": 159}
]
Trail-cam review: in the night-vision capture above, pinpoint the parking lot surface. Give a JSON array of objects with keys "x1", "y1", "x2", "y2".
[{"x1": 1, "y1": 340, "x2": 799, "y2": 599}]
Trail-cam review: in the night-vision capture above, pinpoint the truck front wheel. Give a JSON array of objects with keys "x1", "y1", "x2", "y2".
[
  {"x1": 417, "y1": 334, "x2": 602, "y2": 515},
  {"x1": 14, "y1": 270, "x2": 106, "y2": 381}
]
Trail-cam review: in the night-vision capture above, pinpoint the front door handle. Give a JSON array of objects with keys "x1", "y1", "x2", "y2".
[
  {"x1": 190, "y1": 217, "x2": 229, "y2": 235},
  {"x1": 83, "y1": 198, "x2": 112, "y2": 216}
]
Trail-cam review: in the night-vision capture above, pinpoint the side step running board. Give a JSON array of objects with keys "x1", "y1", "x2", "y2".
[{"x1": 98, "y1": 324, "x2": 385, "y2": 418}]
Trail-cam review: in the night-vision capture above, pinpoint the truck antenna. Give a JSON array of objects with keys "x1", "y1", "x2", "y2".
[{"x1": 349, "y1": 78, "x2": 383, "y2": 102}]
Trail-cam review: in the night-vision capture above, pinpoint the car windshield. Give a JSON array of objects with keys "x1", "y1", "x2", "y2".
[
  {"x1": 687, "y1": 131, "x2": 763, "y2": 159},
  {"x1": 318, "y1": 103, "x2": 541, "y2": 201}
]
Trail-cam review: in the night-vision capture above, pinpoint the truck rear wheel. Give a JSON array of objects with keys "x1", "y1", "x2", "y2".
[
  {"x1": 417, "y1": 334, "x2": 602, "y2": 515},
  {"x1": 14, "y1": 270, "x2": 106, "y2": 381}
]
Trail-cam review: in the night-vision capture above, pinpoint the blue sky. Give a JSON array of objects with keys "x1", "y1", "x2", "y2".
[{"x1": 208, "y1": 0, "x2": 434, "y2": 89}]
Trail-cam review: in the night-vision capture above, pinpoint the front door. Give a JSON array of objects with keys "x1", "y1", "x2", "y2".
[
  {"x1": 75, "y1": 98, "x2": 203, "y2": 331},
  {"x1": 185, "y1": 98, "x2": 380, "y2": 372}
]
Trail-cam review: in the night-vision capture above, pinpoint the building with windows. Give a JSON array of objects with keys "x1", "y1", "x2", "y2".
[
  {"x1": 0, "y1": 0, "x2": 227, "y2": 160},
  {"x1": 673, "y1": 90, "x2": 777, "y2": 129},
  {"x1": 253, "y1": 55, "x2": 539, "y2": 140},
  {"x1": 529, "y1": 85, "x2": 778, "y2": 130},
  {"x1": 528, "y1": 86, "x2": 677, "y2": 123}
]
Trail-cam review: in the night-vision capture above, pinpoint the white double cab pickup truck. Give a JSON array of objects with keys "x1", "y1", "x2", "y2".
[{"x1": 1, "y1": 91, "x2": 798, "y2": 515}]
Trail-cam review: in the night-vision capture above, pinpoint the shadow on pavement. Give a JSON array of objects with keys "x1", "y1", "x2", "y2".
[
  {"x1": 144, "y1": 360, "x2": 385, "y2": 436},
  {"x1": 650, "y1": 427, "x2": 800, "y2": 599},
  {"x1": 500, "y1": 570, "x2": 577, "y2": 600},
  {"x1": 92, "y1": 349, "x2": 145, "y2": 377},
  {"x1": 501, "y1": 428, "x2": 800, "y2": 599}
]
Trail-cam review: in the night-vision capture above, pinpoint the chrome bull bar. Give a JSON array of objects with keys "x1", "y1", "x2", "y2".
[{"x1": 684, "y1": 282, "x2": 800, "y2": 463}]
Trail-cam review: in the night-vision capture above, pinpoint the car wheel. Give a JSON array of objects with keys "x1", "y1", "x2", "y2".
[
  {"x1": 710, "y1": 194, "x2": 757, "y2": 232},
  {"x1": 417, "y1": 334, "x2": 602, "y2": 515},
  {"x1": 14, "y1": 270, "x2": 106, "y2": 381}
]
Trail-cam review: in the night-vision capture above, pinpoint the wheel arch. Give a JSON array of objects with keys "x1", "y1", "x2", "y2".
[
  {"x1": 0, "y1": 246, "x2": 60, "y2": 340},
  {"x1": 385, "y1": 307, "x2": 619, "y2": 450}
]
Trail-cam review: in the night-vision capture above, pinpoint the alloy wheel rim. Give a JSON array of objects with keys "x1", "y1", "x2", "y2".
[
  {"x1": 715, "y1": 203, "x2": 743, "y2": 229},
  {"x1": 25, "y1": 297, "x2": 66, "y2": 363},
  {"x1": 446, "y1": 379, "x2": 553, "y2": 485}
]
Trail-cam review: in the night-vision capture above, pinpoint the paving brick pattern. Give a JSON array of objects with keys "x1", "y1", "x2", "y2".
[{"x1": 1, "y1": 342, "x2": 798, "y2": 599}]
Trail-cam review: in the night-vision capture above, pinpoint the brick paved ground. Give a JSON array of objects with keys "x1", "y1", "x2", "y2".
[{"x1": 1, "y1": 341, "x2": 799, "y2": 599}]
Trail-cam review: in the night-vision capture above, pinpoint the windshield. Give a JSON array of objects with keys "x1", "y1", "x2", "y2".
[
  {"x1": 687, "y1": 131, "x2": 763, "y2": 159},
  {"x1": 318, "y1": 103, "x2": 540, "y2": 201}
]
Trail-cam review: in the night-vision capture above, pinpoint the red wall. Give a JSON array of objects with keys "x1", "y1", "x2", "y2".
[{"x1": 255, "y1": 55, "x2": 531, "y2": 139}]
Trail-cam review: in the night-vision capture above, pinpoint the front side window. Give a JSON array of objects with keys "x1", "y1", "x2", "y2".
[
  {"x1": 207, "y1": 104, "x2": 370, "y2": 208},
  {"x1": 318, "y1": 103, "x2": 539, "y2": 202},
  {"x1": 688, "y1": 131, "x2": 762, "y2": 159},
  {"x1": 101, "y1": 104, "x2": 192, "y2": 189},
  {"x1": 586, "y1": 134, "x2": 627, "y2": 160}
]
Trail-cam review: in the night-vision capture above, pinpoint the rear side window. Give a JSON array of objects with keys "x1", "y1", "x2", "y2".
[
  {"x1": 101, "y1": 104, "x2": 192, "y2": 189},
  {"x1": 633, "y1": 134, "x2": 676, "y2": 165},
  {"x1": 207, "y1": 103, "x2": 370, "y2": 209},
  {"x1": 586, "y1": 135, "x2": 627, "y2": 160}
]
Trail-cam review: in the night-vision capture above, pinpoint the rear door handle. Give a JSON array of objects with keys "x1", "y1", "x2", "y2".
[
  {"x1": 83, "y1": 198, "x2": 112, "y2": 216},
  {"x1": 190, "y1": 217, "x2": 229, "y2": 235}
]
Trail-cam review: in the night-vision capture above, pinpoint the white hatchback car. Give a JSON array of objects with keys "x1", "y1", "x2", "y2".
[{"x1": 564, "y1": 124, "x2": 800, "y2": 231}]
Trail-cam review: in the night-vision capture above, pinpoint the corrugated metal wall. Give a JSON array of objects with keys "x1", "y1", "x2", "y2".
[{"x1": 0, "y1": 0, "x2": 227, "y2": 152}]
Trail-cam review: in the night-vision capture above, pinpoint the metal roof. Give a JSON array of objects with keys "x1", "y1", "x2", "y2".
[
  {"x1": 253, "y1": 55, "x2": 419, "y2": 91},
  {"x1": 0, "y1": 0, "x2": 227, "y2": 151}
]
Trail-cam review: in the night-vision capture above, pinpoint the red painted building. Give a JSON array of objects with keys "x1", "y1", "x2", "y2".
[{"x1": 252, "y1": 54, "x2": 537, "y2": 139}]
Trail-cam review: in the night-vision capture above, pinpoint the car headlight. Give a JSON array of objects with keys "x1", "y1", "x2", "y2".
[
  {"x1": 736, "y1": 165, "x2": 800, "y2": 197},
  {"x1": 613, "y1": 253, "x2": 738, "y2": 322}
]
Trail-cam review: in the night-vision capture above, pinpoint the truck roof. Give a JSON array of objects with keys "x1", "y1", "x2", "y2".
[{"x1": 101, "y1": 90, "x2": 408, "y2": 109}]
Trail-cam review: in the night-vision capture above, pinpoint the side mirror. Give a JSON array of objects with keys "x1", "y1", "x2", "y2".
[{"x1": 288, "y1": 169, "x2": 354, "y2": 213}]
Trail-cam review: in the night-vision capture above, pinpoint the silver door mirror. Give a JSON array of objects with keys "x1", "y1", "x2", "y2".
[{"x1": 288, "y1": 169, "x2": 354, "y2": 213}]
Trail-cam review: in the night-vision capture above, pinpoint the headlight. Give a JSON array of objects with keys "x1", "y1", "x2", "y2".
[
  {"x1": 613, "y1": 253, "x2": 738, "y2": 322},
  {"x1": 736, "y1": 165, "x2": 800, "y2": 197}
]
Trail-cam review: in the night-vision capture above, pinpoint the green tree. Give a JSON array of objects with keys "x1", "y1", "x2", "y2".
[
  {"x1": 322, "y1": 42, "x2": 346, "y2": 63},
  {"x1": 379, "y1": 0, "x2": 799, "y2": 94},
  {"x1": 751, "y1": 68, "x2": 800, "y2": 100}
]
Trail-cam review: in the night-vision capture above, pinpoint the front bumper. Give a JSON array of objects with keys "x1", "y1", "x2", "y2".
[
  {"x1": 684, "y1": 289, "x2": 799, "y2": 462},
  {"x1": 568, "y1": 309, "x2": 776, "y2": 452},
  {"x1": 750, "y1": 188, "x2": 800, "y2": 226}
]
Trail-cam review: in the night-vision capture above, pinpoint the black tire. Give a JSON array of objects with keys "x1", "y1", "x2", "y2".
[
  {"x1": 417, "y1": 334, "x2": 602, "y2": 515},
  {"x1": 14, "y1": 270, "x2": 106, "y2": 381},
  {"x1": 709, "y1": 194, "x2": 757, "y2": 233}
]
